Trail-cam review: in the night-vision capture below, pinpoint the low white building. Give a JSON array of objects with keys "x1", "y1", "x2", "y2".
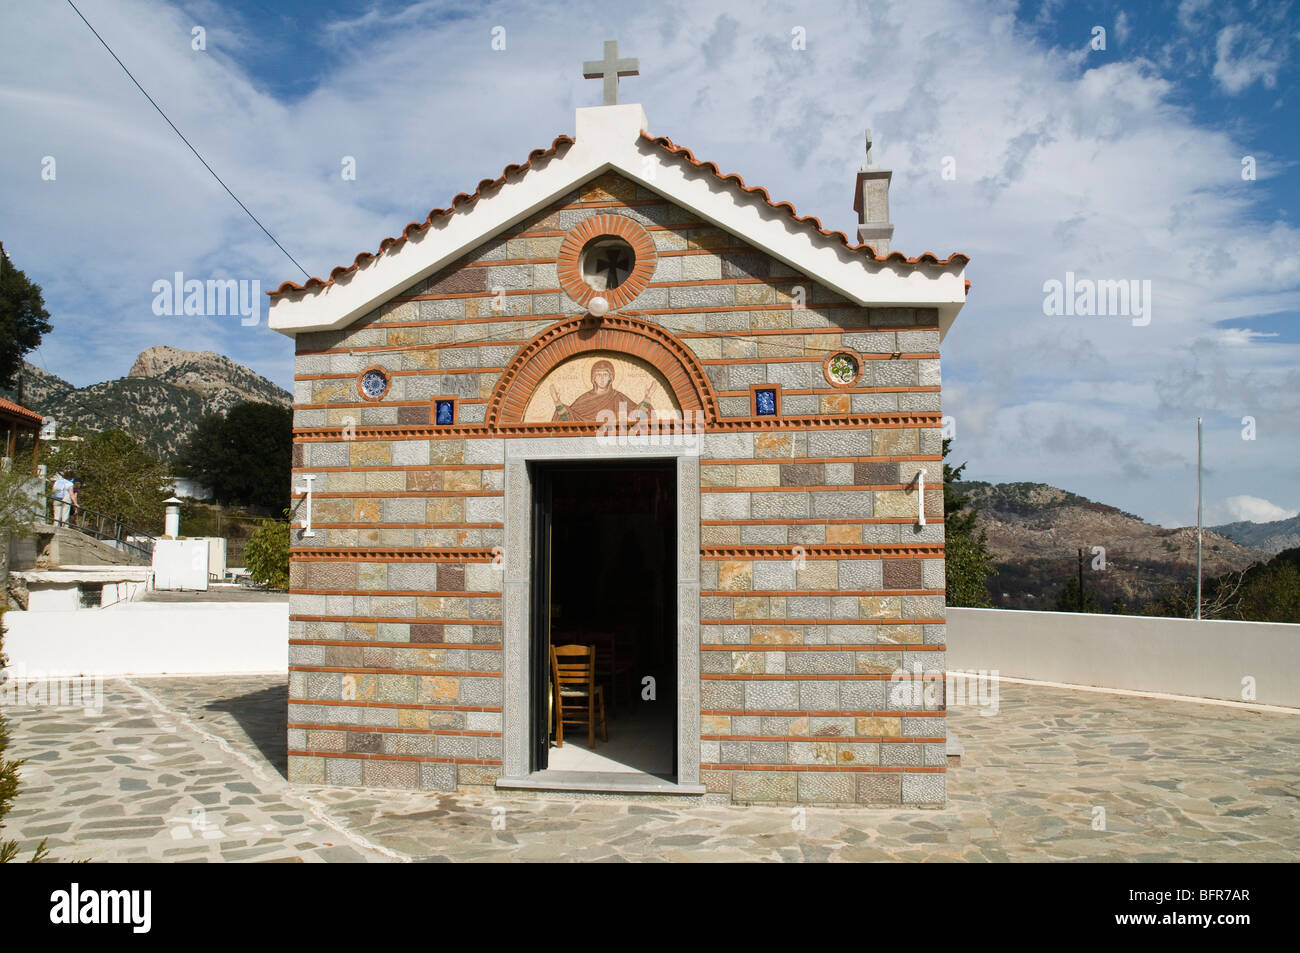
[{"x1": 12, "y1": 566, "x2": 151, "y2": 611}]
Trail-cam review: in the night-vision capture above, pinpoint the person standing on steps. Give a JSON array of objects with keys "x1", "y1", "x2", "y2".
[{"x1": 51, "y1": 472, "x2": 74, "y2": 526}]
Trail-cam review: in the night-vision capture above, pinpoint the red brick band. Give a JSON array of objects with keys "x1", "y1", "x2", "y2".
[
  {"x1": 701, "y1": 545, "x2": 943, "y2": 559},
  {"x1": 291, "y1": 548, "x2": 501, "y2": 562}
]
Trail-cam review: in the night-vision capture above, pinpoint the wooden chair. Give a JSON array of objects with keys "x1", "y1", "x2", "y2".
[{"x1": 551, "y1": 644, "x2": 608, "y2": 749}]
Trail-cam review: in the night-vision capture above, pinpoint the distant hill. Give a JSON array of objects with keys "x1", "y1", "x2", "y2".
[
  {"x1": 8, "y1": 361, "x2": 75, "y2": 408},
  {"x1": 961, "y1": 481, "x2": 1271, "y2": 611},
  {"x1": 2, "y1": 346, "x2": 290, "y2": 461},
  {"x1": 1209, "y1": 514, "x2": 1300, "y2": 556},
  {"x1": 127, "y1": 345, "x2": 290, "y2": 409}
]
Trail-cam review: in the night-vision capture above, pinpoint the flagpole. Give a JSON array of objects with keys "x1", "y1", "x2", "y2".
[{"x1": 1196, "y1": 417, "x2": 1202, "y2": 621}]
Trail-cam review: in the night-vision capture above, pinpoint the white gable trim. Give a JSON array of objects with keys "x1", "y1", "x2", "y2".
[{"x1": 269, "y1": 104, "x2": 967, "y2": 338}]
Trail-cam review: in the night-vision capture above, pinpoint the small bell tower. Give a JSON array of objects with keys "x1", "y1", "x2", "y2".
[{"x1": 855, "y1": 128, "x2": 894, "y2": 256}]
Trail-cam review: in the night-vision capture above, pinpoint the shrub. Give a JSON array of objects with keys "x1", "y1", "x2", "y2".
[
  {"x1": 943, "y1": 440, "x2": 996, "y2": 607},
  {"x1": 244, "y1": 518, "x2": 290, "y2": 590}
]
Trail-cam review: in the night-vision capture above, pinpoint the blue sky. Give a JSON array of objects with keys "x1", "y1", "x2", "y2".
[{"x1": 2, "y1": 0, "x2": 1297, "y2": 528}]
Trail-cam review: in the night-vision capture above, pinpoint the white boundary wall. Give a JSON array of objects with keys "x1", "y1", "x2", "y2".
[
  {"x1": 947, "y1": 608, "x2": 1300, "y2": 708},
  {"x1": 2, "y1": 603, "x2": 288, "y2": 676}
]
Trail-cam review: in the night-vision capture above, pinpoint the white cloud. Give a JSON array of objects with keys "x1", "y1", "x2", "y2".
[
  {"x1": 1, "y1": 0, "x2": 1296, "y2": 525},
  {"x1": 1207, "y1": 495, "x2": 1298, "y2": 525},
  {"x1": 1212, "y1": 23, "x2": 1284, "y2": 94},
  {"x1": 1114, "y1": 11, "x2": 1132, "y2": 45},
  {"x1": 1216, "y1": 327, "x2": 1279, "y2": 346},
  {"x1": 1177, "y1": 0, "x2": 1213, "y2": 32}
]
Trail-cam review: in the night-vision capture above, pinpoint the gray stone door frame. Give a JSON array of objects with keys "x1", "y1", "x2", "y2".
[{"x1": 499, "y1": 436, "x2": 700, "y2": 787}]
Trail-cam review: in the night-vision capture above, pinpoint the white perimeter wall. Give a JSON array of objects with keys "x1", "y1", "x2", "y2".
[
  {"x1": 947, "y1": 607, "x2": 1300, "y2": 708},
  {"x1": 3, "y1": 603, "x2": 288, "y2": 676}
]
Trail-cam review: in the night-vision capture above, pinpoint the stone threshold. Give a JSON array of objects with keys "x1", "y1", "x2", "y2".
[{"x1": 497, "y1": 770, "x2": 706, "y2": 796}]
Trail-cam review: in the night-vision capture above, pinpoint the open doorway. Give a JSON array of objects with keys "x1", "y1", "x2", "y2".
[{"x1": 529, "y1": 459, "x2": 677, "y2": 780}]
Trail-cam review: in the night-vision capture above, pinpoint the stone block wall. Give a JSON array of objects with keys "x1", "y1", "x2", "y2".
[
  {"x1": 697, "y1": 424, "x2": 946, "y2": 806},
  {"x1": 287, "y1": 171, "x2": 946, "y2": 803}
]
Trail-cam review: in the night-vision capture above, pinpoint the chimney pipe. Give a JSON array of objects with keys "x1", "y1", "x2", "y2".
[{"x1": 164, "y1": 496, "x2": 182, "y2": 538}]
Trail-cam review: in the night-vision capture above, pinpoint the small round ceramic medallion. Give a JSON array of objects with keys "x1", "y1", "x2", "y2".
[
  {"x1": 824, "y1": 351, "x2": 862, "y2": 387},
  {"x1": 358, "y1": 367, "x2": 390, "y2": 400}
]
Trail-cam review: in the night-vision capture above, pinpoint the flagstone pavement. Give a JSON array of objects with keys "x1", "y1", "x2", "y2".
[{"x1": 3, "y1": 675, "x2": 1298, "y2": 862}]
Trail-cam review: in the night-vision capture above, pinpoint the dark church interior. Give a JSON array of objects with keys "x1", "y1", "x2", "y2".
[{"x1": 537, "y1": 460, "x2": 677, "y2": 777}]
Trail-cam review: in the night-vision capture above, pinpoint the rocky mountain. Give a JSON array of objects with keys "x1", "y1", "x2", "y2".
[
  {"x1": 127, "y1": 346, "x2": 289, "y2": 409},
  {"x1": 961, "y1": 481, "x2": 1272, "y2": 611},
  {"x1": 2, "y1": 347, "x2": 290, "y2": 461},
  {"x1": 1209, "y1": 514, "x2": 1300, "y2": 557}
]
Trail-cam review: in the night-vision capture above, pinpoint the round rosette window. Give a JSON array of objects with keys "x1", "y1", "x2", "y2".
[
  {"x1": 357, "y1": 366, "x2": 390, "y2": 400},
  {"x1": 557, "y1": 214, "x2": 657, "y2": 311},
  {"x1": 823, "y1": 351, "x2": 862, "y2": 387},
  {"x1": 580, "y1": 236, "x2": 636, "y2": 291}
]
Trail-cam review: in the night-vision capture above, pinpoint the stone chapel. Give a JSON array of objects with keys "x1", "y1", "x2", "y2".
[{"x1": 270, "y1": 46, "x2": 968, "y2": 806}]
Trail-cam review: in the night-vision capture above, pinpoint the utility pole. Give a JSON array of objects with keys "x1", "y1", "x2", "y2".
[
  {"x1": 1077, "y1": 547, "x2": 1085, "y2": 612},
  {"x1": 1196, "y1": 418, "x2": 1203, "y2": 620}
]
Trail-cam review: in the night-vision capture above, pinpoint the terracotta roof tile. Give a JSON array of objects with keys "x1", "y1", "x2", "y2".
[
  {"x1": 0, "y1": 396, "x2": 45, "y2": 426},
  {"x1": 639, "y1": 132, "x2": 970, "y2": 270},
  {"x1": 270, "y1": 135, "x2": 576, "y2": 297},
  {"x1": 271, "y1": 129, "x2": 970, "y2": 300}
]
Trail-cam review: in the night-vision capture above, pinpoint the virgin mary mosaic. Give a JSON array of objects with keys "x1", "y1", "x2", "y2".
[{"x1": 523, "y1": 352, "x2": 679, "y2": 424}]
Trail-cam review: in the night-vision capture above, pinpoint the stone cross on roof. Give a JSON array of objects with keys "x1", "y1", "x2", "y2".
[{"x1": 583, "y1": 40, "x2": 639, "y2": 106}]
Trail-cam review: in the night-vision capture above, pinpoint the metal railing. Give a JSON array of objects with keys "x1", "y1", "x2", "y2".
[{"x1": 45, "y1": 495, "x2": 158, "y2": 560}]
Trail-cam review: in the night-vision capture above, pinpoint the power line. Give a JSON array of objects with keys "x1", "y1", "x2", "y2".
[{"x1": 64, "y1": 0, "x2": 310, "y2": 279}]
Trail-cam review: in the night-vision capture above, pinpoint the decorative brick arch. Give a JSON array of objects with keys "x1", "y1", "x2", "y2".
[{"x1": 487, "y1": 314, "x2": 718, "y2": 428}]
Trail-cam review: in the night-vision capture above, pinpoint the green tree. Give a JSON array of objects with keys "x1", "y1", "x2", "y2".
[
  {"x1": 1055, "y1": 576, "x2": 1101, "y2": 613},
  {"x1": 244, "y1": 517, "x2": 290, "y2": 590},
  {"x1": 0, "y1": 244, "x2": 52, "y2": 391},
  {"x1": 1230, "y1": 551, "x2": 1300, "y2": 623},
  {"x1": 178, "y1": 402, "x2": 291, "y2": 511},
  {"x1": 45, "y1": 429, "x2": 168, "y2": 532},
  {"x1": 0, "y1": 466, "x2": 42, "y2": 581},
  {"x1": 1139, "y1": 583, "x2": 1197, "y2": 619},
  {"x1": 1138, "y1": 549, "x2": 1300, "y2": 622},
  {"x1": 0, "y1": 467, "x2": 41, "y2": 538},
  {"x1": 942, "y1": 439, "x2": 995, "y2": 607}
]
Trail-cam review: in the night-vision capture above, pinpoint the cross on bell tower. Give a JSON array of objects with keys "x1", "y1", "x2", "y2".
[{"x1": 583, "y1": 40, "x2": 639, "y2": 105}]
